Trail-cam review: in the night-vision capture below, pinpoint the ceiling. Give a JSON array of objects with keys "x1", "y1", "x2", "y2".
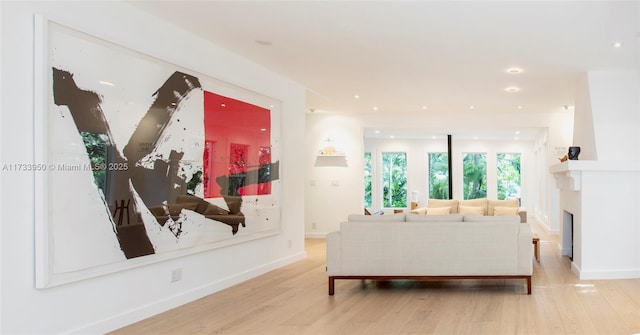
[{"x1": 131, "y1": 1, "x2": 639, "y2": 139}]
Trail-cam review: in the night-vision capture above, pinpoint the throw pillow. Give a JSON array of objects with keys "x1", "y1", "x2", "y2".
[
  {"x1": 458, "y1": 198, "x2": 487, "y2": 215},
  {"x1": 493, "y1": 206, "x2": 519, "y2": 216},
  {"x1": 488, "y1": 199, "x2": 519, "y2": 216},
  {"x1": 458, "y1": 205, "x2": 484, "y2": 215},
  {"x1": 223, "y1": 195, "x2": 243, "y2": 214},
  {"x1": 427, "y1": 199, "x2": 459, "y2": 214},
  {"x1": 426, "y1": 207, "x2": 451, "y2": 215}
]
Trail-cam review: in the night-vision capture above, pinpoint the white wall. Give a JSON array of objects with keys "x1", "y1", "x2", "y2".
[
  {"x1": 305, "y1": 114, "x2": 363, "y2": 238},
  {"x1": 586, "y1": 71, "x2": 640, "y2": 161},
  {"x1": 306, "y1": 111, "x2": 574, "y2": 236},
  {"x1": 1, "y1": 2, "x2": 306, "y2": 334}
]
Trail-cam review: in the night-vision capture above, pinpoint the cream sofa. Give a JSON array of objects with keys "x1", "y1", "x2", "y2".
[
  {"x1": 411, "y1": 198, "x2": 527, "y2": 223},
  {"x1": 326, "y1": 213, "x2": 533, "y2": 295}
]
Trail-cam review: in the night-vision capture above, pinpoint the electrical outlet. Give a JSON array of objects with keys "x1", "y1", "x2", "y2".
[
  {"x1": 312, "y1": 222, "x2": 317, "y2": 229},
  {"x1": 171, "y1": 268, "x2": 182, "y2": 282}
]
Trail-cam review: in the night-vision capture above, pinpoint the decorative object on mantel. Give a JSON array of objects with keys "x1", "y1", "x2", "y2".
[
  {"x1": 559, "y1": 154, "x2": 568, "y2": 162},
  {"x1": 568, "y1": 146, "x2": 581, "y2": 160}
]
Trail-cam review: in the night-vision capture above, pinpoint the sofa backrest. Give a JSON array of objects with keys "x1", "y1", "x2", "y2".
[
  {"x1": 347, "y1": 213, "x2": 406, "y2": 222},
  {"x1": 337, "y1": 218, "x2": 526, "y2": 275}
]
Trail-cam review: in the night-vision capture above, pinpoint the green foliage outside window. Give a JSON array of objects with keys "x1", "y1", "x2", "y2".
[
  {"x1": 382, "y1": 152, "x2": 407, "y2": 208},
  {"x1": 428, "y1": 153, "x2": 449, "y2": 199},
  {"x1": 497, "y1": 153, "x2": 521, "y2": 200},
  {"x1": 364, "y1": 152, "x2": 372, "y2": 208},
  {"x1": 463, "y1": 153, "x2": 487, "y2": 200},
  {"x1": 80, "y1": 131, "x2": 108, "y2": 196}
]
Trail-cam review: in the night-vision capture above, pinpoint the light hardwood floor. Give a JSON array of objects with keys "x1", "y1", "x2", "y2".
[{"x1": 111, "y1": 221, "x2": 640, "y2": 335}]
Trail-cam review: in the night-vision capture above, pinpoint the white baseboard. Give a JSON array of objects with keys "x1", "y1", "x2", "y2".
[
  {"x1": 305, "y1": 232, "x2": 327, "y2": 238},
  {"x1": 69, "y1": 251, "x2": 307, "y2": 335},
  {"x1": 571, "y1": 263, "x2": 640, "y2": 280}
]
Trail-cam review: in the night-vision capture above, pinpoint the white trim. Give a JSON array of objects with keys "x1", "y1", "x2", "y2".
[
  {"x1": 33, "y1": 13, "x2": 51, "y2": 289},
  {"x1": 571, "y1": 262, "x2": 640, "y2": 280},
  {"x1": 305, "y1": 233, "x2": 328, "y2": 239},
  {"x1": 67, "y1": 251, "x2": 306, "y2": 334}
]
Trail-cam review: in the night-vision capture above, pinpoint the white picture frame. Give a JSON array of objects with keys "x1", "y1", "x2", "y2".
[{"x1": 34, "y1": 16, "x2": 282, "y2": 288}]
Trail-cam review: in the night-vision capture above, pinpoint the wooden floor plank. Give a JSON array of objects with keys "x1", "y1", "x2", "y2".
[{"x1": 110, "y1": 220, "x2": 640, "y2": 335}]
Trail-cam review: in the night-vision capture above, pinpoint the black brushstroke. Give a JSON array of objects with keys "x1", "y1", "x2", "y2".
[
  {"x1": 216, "y1": 161, "x2": 280, "y2": 196},
  {"x1": 52, "y1": 68, "x2": 154, "y2": 258}
]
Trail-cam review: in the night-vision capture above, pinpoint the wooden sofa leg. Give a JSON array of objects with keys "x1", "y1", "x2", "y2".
[
  {"x1": 526, "y1": 276, "x2": 532, "y2": 295},
  {"x1": 328, "y1": 277, "x2": 335, "y2": 295}
]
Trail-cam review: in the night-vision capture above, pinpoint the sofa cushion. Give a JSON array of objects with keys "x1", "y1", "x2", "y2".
[
  {"x1": 459, "y1": 205, "x2": 484, "y2": 215},
  {"x1": 348, "y1": 213, "x2": 405, "y2": 222},
  {"x1": 493, "y1": 206, "x2": 519, "y2": 216},
  {"x1": 427, "y1": 199, "x2": 459, "y2": 214},
  {"x1": 167, "y1": 203, "x2": 198, "y2": 216},
  {"x1": 406, "y1": 214, "x2": 464, "y2": 222},
  {"x1": 488, "y1": 199, "x2": 519, "y2": 216},
  {"x1": 426, "y1": 207, "x2": 451, "y2": 215},
  {"x1": 223, "y1": 195, "x2": 243, "y2": 214},
  {"x1": 458, "y1": 198, "x2": 487, "y2": 214},
  {"x1": 463, "y1": 215, "x2": 519, "y2": 223}
]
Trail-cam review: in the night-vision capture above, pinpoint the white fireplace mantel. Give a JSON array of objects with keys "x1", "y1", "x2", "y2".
[
  {"x1": 549, "y1": 159, "x2": 640, "y2": 280},
  {"x1": 550, "y1": 160, "x2": 640, "y2": 191}
]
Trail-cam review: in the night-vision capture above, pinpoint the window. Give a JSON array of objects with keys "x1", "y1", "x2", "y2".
[
  {"x1": 428, "y1": 153, "x2": 449, "y2": 199},
  {"x1": 463, "y1": 153, "x2": 487, "y2": 199},
  {"x1": 497, "y1": 153, "x2": 521, "y2": 200},
  {"x1": 382, "y1": 152, "x2": 407, "y2": 208},
  {"x1": 364, "y1": 152, "x2": 372, "y2": 208}
]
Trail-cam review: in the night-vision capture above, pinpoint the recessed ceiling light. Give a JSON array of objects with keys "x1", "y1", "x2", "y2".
[
  {"x1": 354, "y1": 94, "x2": 360, "y2": 99},
  {"x1": 469, "y1": 105, "x2": 475, "y2": 110},
  {"x1": 389, "y1": 135, "x2": 395, "y2": 139},
  {"x1": 517, "y1": 105, "x2": 523, "y2": 109},
  {"x1": 515, "y1": 131, "x2": 521, "y2": 135},
  {"x1": 372, "y1": 106, "x2": 378, "y2": 111},
  {"x1": 260, "y1": 128, "x2": 267, "y2": 132},
  {"x1": 612, "y1": 42, "x2": 623, "y2": 48},
  {"x1": 221, "y1": 103, "x2": 226, "y2": 107},
  {"x1": 506, "y1": 67, "x2": 523, "y2": 74},
  {"x1": 505, "y1": 86, "x2": 520, "y2": 93},
  {"x1": 374, "y1": 130, "x2": 380, "y2": 134},
  {"x1": 422, "y1": 106, "x2": 428, "y2": 110}
]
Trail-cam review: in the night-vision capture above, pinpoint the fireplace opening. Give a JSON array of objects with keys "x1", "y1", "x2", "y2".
[{"x1": 563, "y1": 210, "x2": 574, "y2": 260}]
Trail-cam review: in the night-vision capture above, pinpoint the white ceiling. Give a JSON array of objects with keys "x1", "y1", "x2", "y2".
[{"x1": 131, "y1": 1, "x2": 639, "y2": 139}]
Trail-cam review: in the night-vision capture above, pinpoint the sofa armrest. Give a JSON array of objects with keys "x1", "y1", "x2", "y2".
[
  {"x1": 517, "y1": 207, "x2": 527, "y2": 223},
  {"x1": 517, "y1": 223, "x2": 534, "y2": 274},
  {"x1": 326, "y1": 231, "x2": 341, "y2": 275}
]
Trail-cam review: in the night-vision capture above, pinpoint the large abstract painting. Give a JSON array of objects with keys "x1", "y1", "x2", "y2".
[{"x1": 35, "y1": 20, "x2": 281, "y2": 287}]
